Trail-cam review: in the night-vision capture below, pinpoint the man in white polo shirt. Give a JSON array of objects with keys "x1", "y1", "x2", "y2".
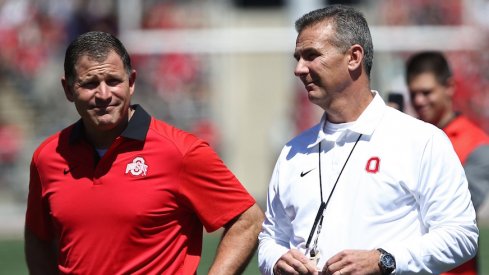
[{"x1": 258, "y1": 5, "x2": 478, "y2": 275}]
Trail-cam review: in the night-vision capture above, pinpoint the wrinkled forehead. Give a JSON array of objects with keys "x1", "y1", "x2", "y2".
[{"x1": 72, "y1": 50, "x2": 126, "y2": 76}]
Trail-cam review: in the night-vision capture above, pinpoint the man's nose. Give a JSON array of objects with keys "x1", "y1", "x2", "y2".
[
  {"x1": 294, "y1": 59, "x2": 309, "y2": 77},
  {"x1": 96, "y1": 82, "x2": 112, "y2": 100},
  {"x1": 411, "y1": 93, "x2": 425, "y2": 106}
]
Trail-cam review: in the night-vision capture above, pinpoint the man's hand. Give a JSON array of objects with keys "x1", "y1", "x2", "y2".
[
  {"x1": 322, "y1": 249, "x2": 381, "y2": 275},
  {"x1": 273, "y1": 249, "x2": 319, "y2": 275}
]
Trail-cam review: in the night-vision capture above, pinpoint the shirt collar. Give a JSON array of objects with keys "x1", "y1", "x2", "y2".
[
  {"x1": 308, "y1": 91, "x2": 386, "y2": 148},
  {"x1": 69, "y1": 104, "x2": 151, "y2": 144}
]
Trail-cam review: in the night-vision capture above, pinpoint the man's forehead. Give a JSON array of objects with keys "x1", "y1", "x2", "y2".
[
  {"x1": 74, "y1": 51, "x2": 123, "y2": 67},
  {"x1": 76, "y1": 50, "x2": 111, "y2": 64},
  {"x1": 409, "y1": 72, "x2": 439, "y2": 85},
  {"x1": 296, "y1": 21, "x2": 334, "y2": 44}
]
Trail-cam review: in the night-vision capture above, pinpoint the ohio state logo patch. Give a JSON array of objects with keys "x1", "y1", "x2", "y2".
[
  {"x1": 365, "y1": 156, "x2": 380, "y2": 173},
  {"x1": 125, "y1": 157, "x2": 148, "y2": 176}
]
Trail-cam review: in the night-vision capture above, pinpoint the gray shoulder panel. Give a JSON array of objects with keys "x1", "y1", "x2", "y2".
[{"x1": 464, "y1": 145, "x2": 489, "y2": 211}]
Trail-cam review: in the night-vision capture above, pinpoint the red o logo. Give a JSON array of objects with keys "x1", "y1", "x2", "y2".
[{"x1": 366, "y1": 157, "x2": 380, "y2": 173}]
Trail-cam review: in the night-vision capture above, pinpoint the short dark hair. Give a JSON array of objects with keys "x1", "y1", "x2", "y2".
[
  {"x1": 295, "y1": 5, "x2": 374, "y2": 78},
  {"x1": 64, "y1": 31, "x2": 132, "y2": 86},
  {"x1": 405, "y1": 51, "x2": 452, "y2": 86}
]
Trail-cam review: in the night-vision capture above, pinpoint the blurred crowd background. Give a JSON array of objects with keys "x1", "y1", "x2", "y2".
[{"x1": 1, "y1": 0, "x2": 489, "y2": 238}]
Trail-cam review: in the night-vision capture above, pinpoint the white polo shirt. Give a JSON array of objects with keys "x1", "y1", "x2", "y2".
[{"x1": 258, "y1": 91, "x2": 478, "y2": 275}]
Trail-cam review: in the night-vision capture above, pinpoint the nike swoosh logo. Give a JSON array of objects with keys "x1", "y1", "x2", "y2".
[{"x1": 300, "y1": 168, "x2": 315, "y2": 177}]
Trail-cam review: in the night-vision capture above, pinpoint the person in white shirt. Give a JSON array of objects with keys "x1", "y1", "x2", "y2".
[{"x1": 258, "y1": 5, "x2": 478, "y2": 275}]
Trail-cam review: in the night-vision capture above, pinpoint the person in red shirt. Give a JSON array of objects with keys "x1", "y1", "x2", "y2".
[
  {"x1": 24, "y1": 31, "x2": 264, "y2": 275},
  {"x1": 406, "y1": 51, "x2": 489, "y2": 275}
]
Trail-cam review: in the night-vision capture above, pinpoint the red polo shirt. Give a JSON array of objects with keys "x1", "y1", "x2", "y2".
[
  {"x1": 443, "y1": 115, "x2": 489, "y2": 163},
  {"x1": 441, "y1": 115, "x2": 489, "y2": 275},
  {"x1": 26, "y1": 105, "x2": 256, "y2": 274}
]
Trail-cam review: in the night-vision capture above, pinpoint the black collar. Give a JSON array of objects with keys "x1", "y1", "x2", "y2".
[{"x1": 69, "y1": 104, "x2": 151, "y2": 144}]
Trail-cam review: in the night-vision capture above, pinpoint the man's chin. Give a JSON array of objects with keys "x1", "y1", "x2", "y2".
[
  {"x1": 307, "y1": 92, "x2": 321, "y2": 103},
  {"x1": 84, "y1": 110, "x2": 127, "y2": 131},
  {"x1": 90, "y1": 116, "x2": 119, "y2": 130}
]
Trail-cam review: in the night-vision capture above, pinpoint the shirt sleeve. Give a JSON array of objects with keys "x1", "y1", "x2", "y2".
[
  {"x1": 386, "y1": 129, "x2": 479, "y2": 274},
  {"x1": 258, "y1": 152, "x2": 291, "y2": 275},
  {"x1": 178, "y1": 139, "x2": 256, "y2": 232},
  {"x1": 25, "y1": 155, "x2": 54, "y2": 240},
  {"x1": 464, "y1": 145, "x2": 489, "y2": 211}
]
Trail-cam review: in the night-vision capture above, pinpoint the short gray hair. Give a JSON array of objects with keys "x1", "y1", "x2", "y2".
[{"x1": 295, "y1": 5, "x2": 374, "y2": 78}]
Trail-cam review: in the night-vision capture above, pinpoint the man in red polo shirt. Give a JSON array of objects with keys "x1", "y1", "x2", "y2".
[
  {"x1": 25, "y1": 31, "x2": 264, "y2": 275},
  {"x1": 406, "y1": 51, "x2": 489, "y2": 275}
]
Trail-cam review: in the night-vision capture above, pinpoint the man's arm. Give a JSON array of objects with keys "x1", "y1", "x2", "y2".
[
  {"x1": 208, "y1": 203, "x2": 264, "y2": 275},
  {"x1": 384, "y1": 130, "x2": 478, "y2": 273},
  {"x1": 25, "y1": 227, "x2": 58, "y2": 275}
]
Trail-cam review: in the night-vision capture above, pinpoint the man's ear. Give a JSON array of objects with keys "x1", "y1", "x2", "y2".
[
  {"x1": 445, "y1": 77, "x2": 456, "y2": 98},
  {"x1": 347, "y1": 44, "x2": 364, "y2": 72},
  {"x1": 128, "y1": 69, "x2": 137, "y2": 96},
  {"x1": 61, "y1": 77, "x2": 74, "y2": 102}
]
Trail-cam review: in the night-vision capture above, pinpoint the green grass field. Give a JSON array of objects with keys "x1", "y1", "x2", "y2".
[{"x1": 2, "y1": 226, "x2": 488, "y2": 274}]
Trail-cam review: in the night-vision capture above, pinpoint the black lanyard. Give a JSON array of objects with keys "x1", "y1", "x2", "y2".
[{"x1": 305, "y1": 133, "x2": 363, "y2": 258}]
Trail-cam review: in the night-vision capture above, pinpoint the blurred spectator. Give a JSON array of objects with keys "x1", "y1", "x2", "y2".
[
  {"x1": 406, "y1": 50, "x2": 489, "y2": 275},
  {"x1": 134, "y1": 1, "x2": 214, "y2": 140},
  {"x1": 191, "y1": 119, "x2": 221, "y2": 152},
  {"x1": 64, "y1": 0, "x2": 117, "y2": 41},
  {"x1": 0, "y1": 119, "x2": 23, "y2": 188},
  {"x1": 381, "y1": 0, "x2": 463, "y2": 26},
  {"x1": 0, "y1": 0, "x2": 65, "y2": 85},
  {"x1": 449, "y1": 51, "x2": 489, "y2": 133},
  {"x1": 0, "y1": 120, "x2": 22, "y2": 166},
  {"x1": 142, "y1": 2, "x2": 180, "y2": 29},
  {"x1": 378, "y1": 0, "x2": 489, "y2": 134}
]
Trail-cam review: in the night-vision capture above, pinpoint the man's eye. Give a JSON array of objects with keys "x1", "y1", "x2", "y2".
[
  {"x1": 304, "y1": 53, "x2": 318, "y2": 61},
  {"x1": 107, "y1": 79, "x2": 122, "y2": 86},
  {"x1": 81, "y1": 82, "x2": 98, "y2": 89}
]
